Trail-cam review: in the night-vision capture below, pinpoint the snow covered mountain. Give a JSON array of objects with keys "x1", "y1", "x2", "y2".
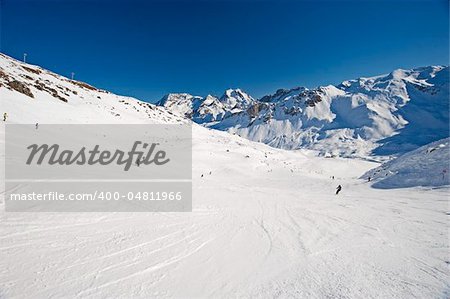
[
  {"x1": 0, "y1": 53, "x2": 184, "y2": 124},
  {"x1": 361, "y1": 138, "x2": 450, "y2": 189},
  {"x1": 156, "y1": 88, "x2": 255, "y2": 124},
  {"x1": 158, "y1": 66, "x2": 449, "y2": 158}
]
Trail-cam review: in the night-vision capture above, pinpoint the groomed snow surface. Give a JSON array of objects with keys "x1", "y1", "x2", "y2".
[
  {"x1": 1, "y1": 125, "x2": 449, "y2": 298},
  {"x1": 0, "y1": 53, "x2": 449, "y2": 298}
]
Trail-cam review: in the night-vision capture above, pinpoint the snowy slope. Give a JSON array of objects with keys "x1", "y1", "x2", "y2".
[
  {"x1": 158, "y1": 66, "x2": 449, "y2": 158},
  {"x1": 0, "y1": 53, "x2": 449, "y2": 298},
  {"x1": 1, "y1": 125, "x2": 448, "y2": 298},
  {"x1": 0, "y1": 53, "x2": 184, "y2": 125},
  {"x1": 362, "y1": 138, "x2": 450, "y2": 188}
]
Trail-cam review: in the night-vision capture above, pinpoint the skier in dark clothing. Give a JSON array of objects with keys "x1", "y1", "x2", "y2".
[{"x1": 335, "y1": 185, "x2": 342, "y2": 195}]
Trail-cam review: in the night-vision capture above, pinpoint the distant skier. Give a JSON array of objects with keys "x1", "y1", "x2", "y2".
[
  {"x1": 367, "y1": 176, "x2": 371, "y2": 182},
  {"x1": 3, "y1": 112, "x2": 7, "y2": 122},
  {"x1": 335, "y1": 185, "x2": 342, "y2": 195},
  {"x1": 35, "y1": 123, "x2": 39, "y2": 130}
]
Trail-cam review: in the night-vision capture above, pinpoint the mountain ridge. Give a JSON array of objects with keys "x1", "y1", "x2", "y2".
[
  {"x1": 0, "y1": 52, "x2": 184, "y2": 125},
  {"x1": 157, "y1": 65, "x2": 449, "y2": 158},
  {"x1": 1, "y1": 52, "x2": 447, "y2": 159}
]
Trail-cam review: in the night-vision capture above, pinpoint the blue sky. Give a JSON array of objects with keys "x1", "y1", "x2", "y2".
[{"x1": 2, "y1": 0, "x2": 449, "y2": 102}]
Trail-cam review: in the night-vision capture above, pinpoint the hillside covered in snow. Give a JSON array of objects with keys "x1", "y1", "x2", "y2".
[
  {"x1": 362, "y1": 138, "x2": 450, "y2": 189},
  {"x1": 0, "y1": 53, "x2": 183, "y2": 125},
  {"x1": 158, "y1": 66, "x2": 449, "y2": 158}
]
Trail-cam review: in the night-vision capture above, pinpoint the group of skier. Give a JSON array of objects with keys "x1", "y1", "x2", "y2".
[
  {"x1": 3, "y1": 112, "x2": 39, "y2": 129},
  {"x1": 2, "y1": 110, "x2": 351, "y2": 197}
]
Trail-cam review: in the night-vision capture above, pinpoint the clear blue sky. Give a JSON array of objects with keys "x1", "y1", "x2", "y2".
[{"x1": 1, "y1": 0, "x2": 448, "y2": 102}]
